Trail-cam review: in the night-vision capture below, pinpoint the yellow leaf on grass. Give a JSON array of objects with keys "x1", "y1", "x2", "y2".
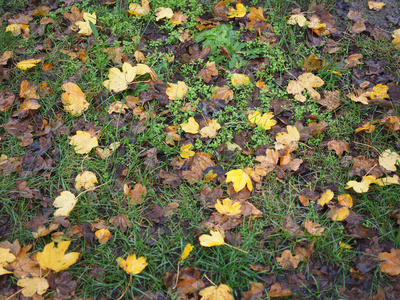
[
  {"x1": 199, "y1": 284, "x2": 234, "y2": 300},
  {"x1": 103, "y1": 62, "x2": 136, "y2": 93},
  {"x1": 17, "y1": 59, "x2": 42, "y2": 70},
  {"x1": 199, "y1": 230, "x2": 224, "y2": 247},
  {"x1": 179, "y1": 243, "x2": 194, "y2": 261},
  {"x1": 128, "y1": 0, "x2": 150, "y2": 16},
  {"x1": 329, "y1": 207, "x2": 350, "y2": 221},
  {"x1": 228, "y1": 3, "x2": 247, "y2": 18},
  {"x1": 181, "y1": 117, "x2": 199, "y2": 134},
  {"x1": 287, "y1": 73, "x2": 324, "y2": 102},
  {"x1": 317, "y1": 189, "x2": 334, "y2": 206},
  {"x1": 61, "y1": 82, "x2": 89, "y2": 116},
  {"x1": 276, "y1": 250, "x2": 300, "y2": 269},
  {"x1": 95, "y1": 228, "x2": 112, "y2": 244},
  {"x1": 0, "y1": 248, "x2": 16, "y2": 275},
  {"x1": 368, "y1": 1, "x2": 386, "y2": 10},
  {"x1": 117, "y1": 254, "x2": 147, "y2": 275},
  {"x1": 53, "y1": 191, "x2": 77, "y2": 217},
  {"x1": 17, "y1": 277, "x2": 49, "y2": 297},
  {"x1": 339, "y1": 241, "x2": 353, "y2": 249},
  {"x1": 338, "y1": 194, "x2": 353, "y2": 208},
  {"x1": 379, "y1": 149, "x2": 400, "y2": 172},
  {"x1": 155, "y1": 7, "x2": 174, "y2": 21},
  {"x1": 215, "y1": 198, "x2": 242, "y2": 216},
  {"x1": 248, "y1": 110, "x2": 277, "y2": 130},
  {"x1": 379, "y1": 249, "x2": 400, "y2": 276},
  {"x1": 231, "y1": 73, "x2": 250, "y2": 86},
  {"x1": 287, "y1": 14, "x2": 307, "y2": 27},
  {"x1": 69, "y1": 130, "x2": 99, "y2": 154},
  {"x1": 199, "y1": 119, "x2": 221, "y2": 138},
  {"x1": 370, "y1": 83, "x2": 389, "y2": 99},
  {"x1": 37, "y1": 241, "x2": 80, "y2": 273},
  {"x1": 166, "y1": 81, "x2": 189, "y2": 100},
  {"x1": 345, "y1": 175, "x2": 376, "y2": 193},
  {"x1": 226, "y1": 169, "x2": 253, "y2": 192},
  {"x1": 75, "y1": 171, "x2": 98, "y2": 191},
  {"x1": 374, "y1": 175, "x2": 400, "y2": 186},
  {"x1": 180, "y1": 144, "x2": 195, "y2": 159},
  {"x1": 275, "y1": 125, "x2": 300, "y2": 152},
  {"x1": 75, "y1": 12, "x2": 96, "y2": 35},
  {"x1": 134, "y1": 63, "x2": 157, "y2": 80},
  {"x1": 6, "y1": 24, "x2": 29, "y2": 36}
]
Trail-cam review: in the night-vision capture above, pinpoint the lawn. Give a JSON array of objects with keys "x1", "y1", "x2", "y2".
[{"x1": 1, "y1": 0, "x2": 400, "y2": 298}]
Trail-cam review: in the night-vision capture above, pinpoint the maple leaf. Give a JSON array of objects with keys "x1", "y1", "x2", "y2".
[
  {"x1": 69, "y1": 130, "x2": 99, "y2": 154},
  {"x1": 166, "y1": 81, "x2": 189, "y2": 100},
  {"x1": 37, "y1": 241, "x2": 80, "y2": 272},
  {"x1": 226, "y1": 169, "x2": 253, "y2": 193},
  {"x1": 171, "y1": 12, "x2": 189, "y2": 25},
  {"x1": 327, "y1": 140, "x2": 350, "y2": 157},
  {"x1": 231, "y1": 73, "x2": 250, "y2": 86},
  {"x1": 328, "y1": 206, "x2": 350, "y2": 221},
  {"x1": 103, "y1": 62, "x2": 136, "y2": 93},
  {"x1": 198, "y1": 61, "x2": 218, "y2": 83},
  {"x1": 317, "y1": 189, "x2": 334, "y2": 206},
  {"x1": 345, "y1": 175, "x2": 377, "y2": 193},
  {"x1": 344, "y1": 54, "x2": 363, "y2": 69},
  {"x1": 276, "y1": 250, "x2": 300, "y2": 269},
  {"x1": 6, "y1": 24, "x2": 29, "y2": 36},
  {"x1": 287, "y1": 14, "x2": 307, "y2": 27},
  {"x1": 338, "y1": 194, "x2": 353, "y2": 208},
  {"x1": 75, "y1": 12, "x2": 96, "y2": 35},
  {"x1": 180, "y1": 144, "x2": 195, "y2": 159},
  {"x1": 181, "y1": 117, "x2": 199, "y2": 134},
  {"x1": 17, "y1": 59, "x2": 42, "y2": 70},
  {"x1": 0, "y1": 247, "x2": 16, "y2": 275},
  {"x1": 368, "y1": 1, "x2": 385, "y2": 10},
  {"x1": 128, "y1": 0, "x2": 150, "y2": 16},
  {"x1": 215, "y1": 198, "x2": 241, "y2": 216},
  {"x1": 53, "y1": 191, "x2": 77, "y2": 217},
  {"x1": 155, "y1": 7, "x2": 174, "y2": 21},
  {"x1": 275, "y1": 125, "x2": 300, "y2": 152},
  {"x1": 379, "y1": 249, "x2": 400, "y2": 275},
  {"x1": 17, "y1": 277, "x2": 49, "y2": 297},
  {"x1": 228, "y1": 3, "x2": 246, "y2": 18},
  {"x1": 199, "y1": 283, "x2": 234, "y2": 300},
  {"x1": 179, "y1": 243, "x2": 194, "y2": 261},
  {"x1": 199, "y1": 119, "x2": 221, "y2": 138},
  {"x1": 75, "y1": 171, "x2": 98, "y2": 191},
  {"x1": 95, "y1": 228, "x2": 112, "y2": 244},
  {"x1": 379, "y1": 149, "x2": 400, "y2": 172},
  {"x1": 287, "y1": 73, "x2": 324, "y2": 102},
  {"x1": 303, "y1": 219, "x2": 325, "y2": 236},
  {"x1": 374, "y1": 175, "x2": 400, "y2": 186},
  {"x1": 248, "y1": 110, "x2": 277, "y2": 130},
  {"x1": 0, "y1": 50, "x2": 12, "y2": 65},
  {"x1": 370, "y1": 83, "x2": 389, "y2": 99},
  {"x1": 134, "y1": 63, "x2": 157, "y2": 80},
  {"x1": 199, "y1": 230, "x2": 225, "y2": 247},
  {"x1": 303, "y1": 54, "x2": 324, "y2": 72},
  {"x1": 117, "y1": 254, "x2": 147, "y2": 275},
  {"x1": 61, "y1": 82, "x2": 89, "y2": 116}
]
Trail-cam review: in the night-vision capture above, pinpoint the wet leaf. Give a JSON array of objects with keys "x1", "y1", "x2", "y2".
[
  {"x1": 228, "y1": 3, "x2": 246, "y2": 18},
  {"x1": 95, "y1": 228, "x2": 112, "y2": 244},
  {"x1": 370, "y1": 83, "x2": 389, "y2": 99},
  {"x1": 61, "y1": 82, "x2": 89, "y2": 116},
  {"x1": 368, "y1": 1, "x2": 385, "y2": 10},
  {"x1": 276, "y1": 250, "x2": 300, "y2": 269},
  {"x1": 287, "y1": 14, "x2": 307, "y2": 27},
  {"x1": 317, "y1": 189, "x2": 334, "y2": 206},
  {"x1": 303, "y1": 219, "x2": 325, "y2": 236},
  {"x1": 0, "y1": 248, "x2": 16, "y2": 275},
  {"x1": 117, "y1": 254, "x2": 147, "y2": 275},
  {"x1": 379, "y1": 149, "x2": 400, "y2": 172},
  {"x1": 231, "y1": 73, "x2": 250, "y2": 86},
  {"x1": 128, "y1": 0, "x2": 150, "y2": 16},
  {"x1": 338, "y1": 194, "x2": 353, "y2": 208},
  {"x1": 37, "y1": 241, "x2": 80, "y2": 272},
  {"x1": 287, "y1": 73, "x2": 324, "y2": 102},
  {"x1": 379, "y1": 249, "x2": 400, "y2": 275},
  {"x1": 166, "y1": 81, "x2": 189, "y2": 100},
  {"x1": 181, "y1": 117, "x2": 199, "y2": 134},
  {"x1": 199, "y1": 119, "x2": 221, "y2": 138},
  {"x1": 303, "y1": 54, "x2": 324, "y2": 72},
  {"x1": 75, "y1": 12, "x2": 96, "y2": 35},
  {"x1": 155, "y1": 7, "x2": 174, "y2": 21},
  {"x1": 328, "y1": 206, "x2": 350, "y2": 221},
  {"x1": 17, "y1": 59, "x2": 42, "y2": 70},
  {"x1": 345, "y1": 175, "x2": 377, "y2": 193},
  {"x1": 268, "y1": 283, "x2": 293, "y2": 298},
  {"x1": 103, "y1": 62, "x2": 136, "y2": 93},
  {"x1": 199, "y1": 283, "x2": 233, "y2": 300},
  {"x1": 180, "y1": 144, "x2": 195, "y2": 159},
  {"x1": 248, "y1": 110, "x2": 277, "y2": 130},
  {"x1": 327, "y1": 140, "x2": 349, "y2": 157}
]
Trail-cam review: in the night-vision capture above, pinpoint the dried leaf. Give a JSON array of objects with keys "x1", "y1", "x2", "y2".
[
  {"x1": 17, "y1": 277, "x2": 49, "y2": 297},
  {"x1": 0, "y1": 248, "x2": 16, "y2": 275},
  {"x1": 276, "y1": 250, "x2": 300, "y2": 269},
  {"x1": 61, "y1": 82, "x2": 89, "y2": 116},
  {"x1": 379, "y1": 249, "x2": 400, "y2": 275},
  {"x1": 95, "y1": 228, "x2": 112, "y2": 244},
  {"x1": 287, "y1": 73, "x2": 324, "y2": 102},
  {"x1": 215, "y1": 198, "x2": 241, "y2": 216},
  {"x1": 179, "y1": 243, "x2": 194, "y2": 261},
  {"x1": 226, "y1": 169, "x2": 253, "y2": 193},
  {"x1": 166, "y1": 81, "x2": 189, "y2": 100},
  {"x1": 231, "y1": 73, "x2": 250, "y2": 86}
]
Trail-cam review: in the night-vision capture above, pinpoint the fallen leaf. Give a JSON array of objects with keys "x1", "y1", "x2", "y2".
[
  {"x1": 75, "y1": 171, "x2": 98, "y2": 191},
  {"x1": 275, "y1": 125, "x2": 300, "y2": 152},
  {"x1": 17, "y1": 58, "x2": 41, "y2": 70},
  {"x1": 0, "y1": 50, "x2": 12, "y2": 65},
  {"x1": 379, "y1": 149, "x2": 400, "y2": 172},
  {"x1": 318, "y1": 90, "x2": 341, "y2": 111},
  {"x1": 338, "y1": 194, "x2": 353, "y2": 208},
  {"x1": 179, "y1": 243, "x2": 194, "y2": 261},
  {"x1": 199, "y1": 119, "x2": 221, "y2": 138},
  {"x1": 180, "y1": 144, "x2": 195, "y2": 159},
  {"x1": 0, "y1": 89, "x2": 15, "y2": 112},
  {"x1": 303, "y1": 219, "x2": 325, "y2": 236},
  {"x1": 117, "y1": 254, "x2": 147, "y2": 275},
  {"x1": 268, "y1": 283, "x2": 293, "y2": 298},
  {"x1": 199, "y1": 283, "x2": 233, "y2": 300},
  {"x1": 95, "y1": 228, "x2": 112, "y2": 244},
  {"x1": 181, "y1": 117, "x2": 199, "y2": 134},
  {"x1": 199, "y1": 230, "x2": 225, "y2": 247},
  {"x1": 248, "y1": 110, "x2": 277, "y2": 130},
  {"x1": 69, "y1": 130, "x2": 99, "y2": 154},
  {"x1": 287, "y1": 73, "x2": 324, "y2": 102},
  {"x1": 368, "y1": 1, "x2": 386, "y2": 10},
  {"x1": 287, "y1": 14, "x2": 307, "y2": 27},
  {"x1": 75, "y1": 12, "x2": 96, "y2": 35},
  {"x1": 345, "y1": 175, "x2": 377, "y2": 193},
  {"x1": 327, "y1": 140, "x2": 350, "y2": 157},
  {"x1": 17, "y1": 277, "x2": 49, "y2": 297},
  {"x1": 303, "y1": 54, "x2": 324, "y2": 72},
  {"x1": 379, "y1": 249, "x2": 400, "y2": 275},
  {"x1": 20, "y1": 80, "x2": 39, "y2": 99},
  {"x1": 6, "y1": 24, "x2": 29, "y2": 37},
  {"x1": 37, "y1": 241, "x2": 80, "y2": 272},
  {"x1": 215, "y1": 198, "x2": 241, "y2": 216},
  {"x1": 317, "y1": 189, "x2": 334, "y2": 206},
  {"x1": 228, "y1": 3, "x2": 246, "y2": 18},
  {"x1": 103, "y1": 62, "x2": 136, "y2": 93},
  {"x1": 226, "y1": 169, "x2": 253, "y2": 192},
  {"x1": 276, "y1": 250, "x2": 300, "y2": 269},
  {"x1": 198, "y1": 61, "x2": 218, "y2": 83},
  {"x1": 339, "y1": 241, "x2": 353, "y2": 249},
  {"x1": 242, "y1": 282, "x2": 265, "y2": 300},
  {"x1": 53, "y1": 191, "x2": 77, "y2": 217},
  {"x1": 0, "y1": 248, "x2": 16, "y2": 275},
  {"x1": 61, "y1": 82, "x2": 89, "y2": 116},
  {"x1": 171, "y1": 12, "x2": 189, "y2": 25},
  {"x1": 344, "y1": 54, "x2": 363, "y2": 69},
  {"x1": 231, "y1": 73, "x2": 250, "y2": 86},
  {"x1": 328, "y1": 206, "x2": 350, "y2": 221},
  {"x1": 128, "y1": 0, "x2": 150, "y2": 16},
  {"x1": 370, "y1": 83, "x2": 389, "y2": 99},
  {"x1": 155, "y1": 7, "x2": 174, "y2": 21},
  {"x1": 166, "y1": 81, "x2": 189, "y2": 100},
  {"x1": 125, "y1": 183, "x2": 147, "y2": 204}
]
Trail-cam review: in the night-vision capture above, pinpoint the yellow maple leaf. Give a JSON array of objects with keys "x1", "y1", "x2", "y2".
[
  {"x1": 180, "y1": 144, "x2": 195, "y2": 159},
  {"x1": 199, "y1": 284, "x2": 234, "y2": 300},
  {"x1": 5, "y1": 24, "x2": 29, "y2": 36},
  {"x1": 338, "y1": 194, "x2": 353, "y2": 208},
  {"x1": 287, "y1": 14, "x2": 307, "y2": 27},
  {"x1": 228, "y1": 3, "x2": 247, "y2": 18},
  {"x1": 370, "y1": 83, "x2": 389, "y2": 99},
  {"x1": 287, "y1": 73, "x2": 324, "y2": 102},
  {"x1": 75, "y1": 171, "x2": 98, "y2": 191},
  {"x1": 166, "y1": 81, "x2": 189, "y2": 100},
  {"x1": 53, "y1": 191, "x2": 77, "y2": 217},
  {"x1": 0, "y1": 248, "x2": 16, "y2": 275},
  {"x1": 179, "y1": 243, "x2": 194, "y2": 261},
  {"x1": 374, "y1": 175, "x2": 400, "y2": 186},
  {"x1": 155, "y1": 7, "x2": 174, "y2": 21},
  {"x1": 368, "y1": 1, "x2": 385, "y2": 10},
  {"x1": 215, "y1": 198, "x2": 241, "y2": 216},
  {"x1": 226, "y1": 169, "x2": 253, "y2": 192},
  {"x1": 95, "y1": 229, "x2": 112, "y2": 244},
  {"x1": 128, "y1": 0, "x2": 150, "y2": 16},
  {"x1": 17, "y1": 59, "x2": 42, "y2": 70},
  {"x1": 117, "y1": 254, "x2": 147, "y2": 275},
  {"x1": 61, "y1": 82, "x2": 89, "y2": 116},
  {"x1": 317, "y1": 189, "x2": 334, "y2": 206},
  {"x1": 69, "y1": 130, "x2": 99, "y2": 154},
  {"x1": 275, "y1": 125, "x2": 300, "y2": 152},
  {"x1": 345, "y1": 175, "x2": 377, "y2": 193},
  {"x1": 328, "y1": 207, "x2": 350, "y2": 221},
  {"x1": 103, "y1": 62, "x2": 136, "y2": 93},
  {"x1": 181, "y1": 117, "x2": 199, "y2": 134},
  {"x1": 379, "y1": 149, "x2": 400, "y2": 172},
  {"x1": 339, "y1": 241, "x2": 353, "y2": 249},
  {"x1": 75, "y1": 12, "x2": 96, "y2": 36},
  {"x1": 37, "y1": 241, "x2": 80, "y2": 273},
  {"x1": 199, "y1": 119, "x2": 221, "y2": 138},
  {"x1": 134, "y1": 63, "x2": 157, "y2": 81},
  {"x1": 231, "y1": 73, "x2": 250, "y2": 86},
  {"x1": 248, "y1": 110, "x2": 277, "y2": 130},
  {"x1": 199, "y1": 230, "x2": 225, "y2": 247},
  {"x1": 17, "y1": 277, "x2": 49, "y2": 297}
]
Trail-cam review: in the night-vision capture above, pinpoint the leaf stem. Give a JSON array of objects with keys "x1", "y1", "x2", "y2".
[
  {"x1": 224, "y1": 242, "x2": 249, "y2": 253},
  {"x1": 117, "y1": 273, "x2": 132, "y2": 300}
]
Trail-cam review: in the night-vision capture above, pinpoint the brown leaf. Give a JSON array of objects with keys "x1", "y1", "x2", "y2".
[
  {"x1": 163, "y1": 266, "x2": 205, "y2": 294},
  {"x1": 19, "y1": 80, "x2": 39, "y2": 99},
  {"x1": 212, "y1": 0, "x2": 229, "y2": 21},
  {"x1": 9, "y1": 245, "x2": 41, "y2": 278},
  {"x1": 126, "y1": 183, "x2": 147, "y2": 204},
  {"x1": 242, "y1": 282, "x2": 265, "y2": 300},
  {"x1": 268, "y1": 283, "x2": 293, "y2": 298},
  {"x1": 0, "y1": 89, "x2": 15, "y2": 112},
  {"x1": 327, "y1": 140, "x2": 350, "y2": 157},
  {"x1": 298, "y1": 188, "x2": 319, "y2": 207},
  {"x1": 379, "y1": 248, "x2": 400, "y2": 275},
  {"x1": 163, "y1": 202, "x2": 180, "y2": 217},
  {"x1": 110, "y1": 214, "x2": 132, "y2": 232},
  {"x1": 294, "y1": 240, "x2": 314, "y2": 260},
  {"x1": 159, "y1": 169, "x2": 182, "y2": 187},
  {"x1": 303, "y1": 219, "x2": 325, "y2": 236},
  {"x1": 276, "y1": 250, "x2": 300, "y2": 269},
  {"x1": 0, "y1": 50, "x2": 12, "y2": 65},
  {"x1": 63, "y1": 6, "x2": 83, "y2": 23},
  {"x1": 197, "y1": 61, "x2": 218, "y2": 83},
  {"x1": 344, "y1": 54, "x2": 363, "y2": 69},
  {"x1": 283, "y1": 215, "x2": 304, "y2": 235},
  {"x1": 303, "y1": 54, "x2": 324, "y2": 72},
  {"x1": 318, "y1": 90, "x2": 341, "y2": 111}
]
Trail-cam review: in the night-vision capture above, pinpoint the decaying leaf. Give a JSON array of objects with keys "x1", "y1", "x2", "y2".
[
  {"x1": 95, "y1": 228, "x2": 112, "y2": 244},
  {"x1": 303, "y1": 219, "x2": 325, "y2": 236},
  {"x1": 275, "y1": 125, "x2": 300, "y2": 152},
  {"x1": 268, "y1": 283, "x2": 293, "y2": 298},
  {"x1": 231, "y1": 73, "x2": 250, "y2": 86},
  {"x1": 287, "y1": 14, "x2": 307, "y2": 27},
  {"x1": 199, "y1": 230, "x2": 225, "y2": 247},
  {"x1": 199, "y1": 283, "x2": 234, "y2": 300},
  {"x1": 61, "y1": 82, "x2": 89, "y2": 116},
  {"x1": 117, "y1": 254, "x2": 147, "y2": 275},
  {"x1": 368, "y1": 1, "x2": 386, "y2": 10},
  {"x1": 327, "y1": 140, "x2": 349, "y2": 157},
  {"x1": 17, "y1": 277, "x2": 49, "y2": 297},
  {"x1": 128, "y1": 0, "x2": 150, "y2": 16},
  {"x1": 345, "y1": 175, "x2": 377, "y2": 193},
  {"x1": 179, "y1": 243, "x2": 194, "y2": 261},
  {"x1": 166, "y1": 81, "x2": 189, "y2": 100},
  {"x1": 379, "y1": 248, "x2": 400, "y2": 275},
  {"x1": 317, "y1": 189, "x2": 334, "y2": 206},
  {"x1": 379, "y1": 149, "x2": 400, "y2": 172},
  {"x1": 287, "y1": 73, "x2": 324, "y2": 102},
  {"x1": 180, "y1": 144, "x2": 195, "y2": 159},
  {"x1": 0, "y1": 248, "x2": 16, "y2": 275},
  {"x1": 37, "y1": 241, "x2": 80, "y2": 272},
  {"x1": 75, "y1": 171, "x2": 98, "y2": 191},
  {"x1": 276, "y1": 250, "x2": 300, "y2": 269}
]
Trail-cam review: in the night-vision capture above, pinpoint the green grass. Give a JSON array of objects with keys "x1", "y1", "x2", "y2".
[{"x1": 1, "y1": 0, "x2": 400, "y2": 298}]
